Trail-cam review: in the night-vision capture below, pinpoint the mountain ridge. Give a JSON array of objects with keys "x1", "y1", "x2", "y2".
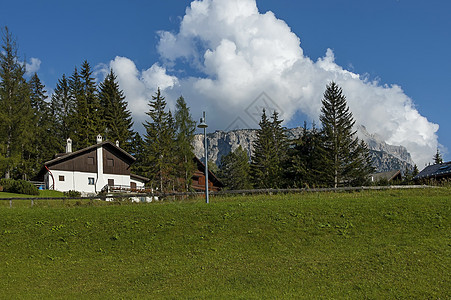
[{"x1": 193, "y1": 126, "x2": 414, "y2": 173}]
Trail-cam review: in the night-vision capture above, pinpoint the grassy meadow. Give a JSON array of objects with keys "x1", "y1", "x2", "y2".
[{"x1": 0, "y1": 188, "x2": 450, "y2": 298}]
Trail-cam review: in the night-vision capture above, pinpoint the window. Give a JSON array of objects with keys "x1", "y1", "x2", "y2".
[
  {"x1": 87, "y1": 157, "x2": 94, "y2": 165},
  {"x1": 59, "y1": 175, "x2": 65, "y2": 182},
  {"x1": 108, "y1": 179, "x2": 114, "y2": 186},
  {"x1": 130, "y1": 182, "x2": 136, "y2": 190},
  {"x1": 107, "y1": 159, "x2": 114, "y2": 167},
  {"x1": 88, "y1": 177, "x2": 95, "y2": 185}
]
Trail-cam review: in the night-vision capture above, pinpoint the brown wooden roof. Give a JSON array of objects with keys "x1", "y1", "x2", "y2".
[{"x1": 44, "y1": 141, "x2": 135, "y2": 167}]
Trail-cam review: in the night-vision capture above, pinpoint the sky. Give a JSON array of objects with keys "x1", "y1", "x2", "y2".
[{"x1": 1, "y1": 0, "x2": 449, "y2": 167}]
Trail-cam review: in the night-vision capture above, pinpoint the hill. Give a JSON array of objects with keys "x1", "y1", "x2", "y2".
[{"x1": 0, "y1": 188, "x2": 449, "y2": 298}]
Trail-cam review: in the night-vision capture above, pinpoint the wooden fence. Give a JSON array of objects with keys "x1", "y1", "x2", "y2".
[{"x1": 0, "y1": 185, "x2": 437, "y2": 208}]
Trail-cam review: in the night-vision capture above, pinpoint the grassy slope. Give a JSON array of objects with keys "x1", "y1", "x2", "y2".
[
  {"x1": 0, "y1": 188, "x2": 449, "y2": 299},
  {"x1": 0, "y1": 190, "x2": 65, "y2": 198}
]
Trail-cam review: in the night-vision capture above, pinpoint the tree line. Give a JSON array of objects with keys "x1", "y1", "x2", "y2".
[
  {"x1": 1, "y1": 28, "x2": 377, "y2": 191},
  {"x1": 219, "y1": 82, "x2": 375, "y2": 189},
  {"x1": 0, "y1": 27, "x2": 198, "y2": 192}
]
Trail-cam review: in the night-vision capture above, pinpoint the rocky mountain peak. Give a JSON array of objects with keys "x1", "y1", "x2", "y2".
[{"x1": 194, "y1": 126, "x2": 414, "y2": 173}]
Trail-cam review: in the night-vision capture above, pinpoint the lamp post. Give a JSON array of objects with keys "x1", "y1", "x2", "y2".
[{"x1": 198, "y1": 111, "x2": 209, "y2": 204}]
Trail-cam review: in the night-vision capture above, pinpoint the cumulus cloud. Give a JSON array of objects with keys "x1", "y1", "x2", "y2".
[
  {"x1": 25, "y1": 57, "x2": 41, "y2": 75},
  {"x1": 110, "y1": 0, "x2": 438, "y2": 167}
]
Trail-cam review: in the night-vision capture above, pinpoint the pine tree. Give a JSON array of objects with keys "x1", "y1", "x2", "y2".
[
  {"x1": 433, "y1": 148, "x2": 443, "y2": 164},
  {"x1": 98, "y1": 69, "x2": 134, "y2": 151},
  {"x1": 51, "y1": 74, "x2": 74, "y2": 150},
  {"x1": 0, "y1": 27, "x2": 34, "y2": 179},
  {"x1": 69, "y1": 67, "x2": 85, "y2": 149},
  {"x1": 143, "y1": 88, "x2": 176, "y2": 192},
  {"x1": 28, "y1": 73, "x2": 59, "y2": 176},
  {"x1": 286, "y1": 122, "x2": 328, "y2": 188},
  {"x1": 320, "y1": 82, "x2": 373, "y2": 187},
  {"x1": 174, "y1": 96, "x2": 196, "y2": 191},
  {"x1": 269, "y1": 111, "x2": 289, "y2": 187},
  {"x1": 412, "y1": 165, "x2": 419, "y2": 177},
  {"x1": 80, "y1": 60, "x2": 102, "y2": 147},
  {"x1": 130, "y1": 132, "x2": 146, "y2": 176},
  {"x1": 70, "y1": 61, "x2": 101, "y2": 149},
  {"x1": 250, "y1": 109, "x2": 288, "y2": 188},
  {"x1": 219, "y1": 146, "x2": 251, "y2": 190}
]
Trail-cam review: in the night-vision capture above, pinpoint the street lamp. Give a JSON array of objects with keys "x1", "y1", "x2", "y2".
[{"x1": 198, "y1": 111, "x2": 209, "y2": 204}]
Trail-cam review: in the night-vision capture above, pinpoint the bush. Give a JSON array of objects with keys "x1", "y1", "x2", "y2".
[
  {"x1": 64, "y1": 190, "x2": 81, "y2": 198},
  {"x1": 0, "y1": 178, "x2": 39, "y2": 196}
]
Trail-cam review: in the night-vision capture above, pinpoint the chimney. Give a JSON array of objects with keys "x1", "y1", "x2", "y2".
[
  {"x1": 115, "y1": 140, "x2": 120, "y2": 148},
  {"x1": 96, "y1": 134, "x2": 103, "y2": 144},
  {"x1": 66, "y1": 138, "x2": 72, "y2": 153}
]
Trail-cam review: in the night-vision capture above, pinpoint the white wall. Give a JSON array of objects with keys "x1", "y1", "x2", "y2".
[{"x1": 46, "y1": 170, "x2": 138, "y2": 194}]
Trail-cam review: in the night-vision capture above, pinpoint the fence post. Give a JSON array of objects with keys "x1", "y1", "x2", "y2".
[
  {"x1": 31, "y1": 199, "x2": 34, "y2": 207},
  {"x1": 9, "y1": 199, "x2": 12, "y2": 208}
]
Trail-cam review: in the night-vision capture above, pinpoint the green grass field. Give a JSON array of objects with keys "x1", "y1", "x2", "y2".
[{"x1": 0, "y1": 188, "x2": 449, "y2": 299}]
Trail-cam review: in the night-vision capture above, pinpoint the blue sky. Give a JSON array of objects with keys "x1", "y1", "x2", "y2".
[{"x1": 1, "y1": 0, "x2": 449, "y2": 165}]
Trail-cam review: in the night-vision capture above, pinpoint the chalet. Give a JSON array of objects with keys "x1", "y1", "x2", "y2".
[
  {"x1": 192, "y1": 157, "x2": 224, "y2": 192},
  {"x1": 369, "y1": 170, "x2": 402, "y2": 184},
  {"x1": 37, "y1": 135, "x2": 149, "y2": 195},
  {"x1": 414, "y1": 162, "x2": 451, "y2": 182}
]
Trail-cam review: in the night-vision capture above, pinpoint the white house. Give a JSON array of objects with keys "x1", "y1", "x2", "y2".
[{"x1": 37, "y1": 135, "x2": 149, "y2": 195}]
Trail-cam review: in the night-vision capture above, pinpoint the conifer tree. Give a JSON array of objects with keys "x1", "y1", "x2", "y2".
[
  {"x1": 143, "y1": 88, "x2": 176, "y2": 192},
  {"x1": 130, "y1": 132, "x2": 146, "y2": 175},
  {"x1": 219, "y1": 146, "x2": 251, "y2": 190},
  {"x1": 69, "y1": 67, "x2": 84, "y2": 149},
  {"x1": 174, "y1": 96, "x2": 196, "y2": 191},
  {"x1": 286, "y1": 122, "x2": 328, "y2": 188},
  {"x1": 80, "y1": 60, "x2": 102, "y2": 147},
  {"x1": 70, "y1": 61, "x2": 101, "y2": 149},
  {"x1": 269, "y1": 110, "x2": 289, "y2": 187},
  {"x1": 250, "y1": 109, "x2": 288, "y2": 188},
  {"x1": 412, "y1": 165, "x2": 419, "y2": 177},
  {"x1": 0, "y1": 27, "x2": 34, "y2": 178},
  {"x1": 98, "y1": 69, "x2": 134, "y2": 151},
  {"x1": 51, "y1": 74, "x2": 74, "y2": 150},
  {"x1": 28, "y1": 73, "x2": 59, "y2": 176},
  {"x1": 433, "y1": 148, "x2": 443, "y2": 164},
  {"x1": 319, "y1": 82, "x2": 373, "y2": 187}
]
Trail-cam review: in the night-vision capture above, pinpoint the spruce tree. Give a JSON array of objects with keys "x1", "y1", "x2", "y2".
[
  {"x1": 219, "y1": 146, "x2": 251, "y2": 190},
  {"x1": 250, "y1": 109, "x2": 288, "y2": 188},
  {"x1": 0, "y1": 27, "x2": 34, "y2": 179},
  {"x1": 98, "y1": 69, "x2": 134, "y2": 151},
  {"x1": 433, "y1": 148, "x2": 443, "y2": 164},
  {"x1": 51, "y1": 74, "x2": 74, "y2": 150},
  {"x1": 130, "y1": 132, "x2": 146, "y2": 175},
  {"x1": 174, "y1": 96, "x2": 196, "y2": 191},
  {"x1": 143, "y1": 88, "x2": 176, "y2": 192},
  {"x1": 70, "y1": 61, "x2": 101, "y2": 149},
  {"x1": 286, "y1": 122, "x2": 328, "y2": 188},
  {"x1": 69, "y1": 67, "x2": 85, "y2": 149},
  {"x1": 269, "y1": 111, "x2": 289, "y2": 187},
  {"x1": 319, "y1": 82, "x2": 373, "y2": 187},
  {"x1": 28, "y1": 73, "x2": 59, "y2": 176},
  {"x1": 80, "y1": 60, "x2": 102, "y2": 147},
  {"x1": 412, "y1": 165, "x2": 419, "y2": 177}
]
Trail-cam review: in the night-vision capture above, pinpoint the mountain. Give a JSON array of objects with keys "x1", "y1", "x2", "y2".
[{"x1": 193, "y1": 126, "x2": 414, "y2": 173}]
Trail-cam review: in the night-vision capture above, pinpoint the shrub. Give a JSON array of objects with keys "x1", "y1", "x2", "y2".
[
  {"x1": 0, "y1": 178, "x2": 39, "y2": 196},
  {"x1": 64, "y1": 190, "x2": 81, "y2": 198}
]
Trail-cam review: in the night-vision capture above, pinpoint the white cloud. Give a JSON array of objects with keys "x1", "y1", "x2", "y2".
[
  {"x1": 113, "y1": 0, "x2": 439, "y2": 167},
  {"x1": 25, "y1": 57, "x2": 41, "y2": 75},
  {"x1": 105, "y1": 57, "x2": 179, "y2": 132}
]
